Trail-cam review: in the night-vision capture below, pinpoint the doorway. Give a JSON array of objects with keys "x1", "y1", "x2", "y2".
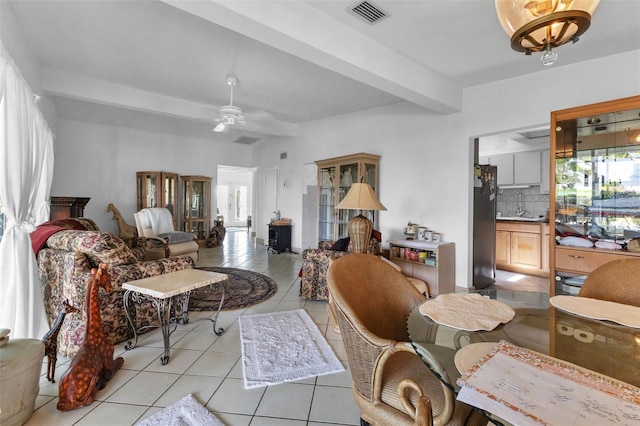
[
  {"x1": 217, "y1": 166, "x2": 255, "y2": 228},
  {"x1": 473, "y1": 126, "x2": 551, "y2": 290}
]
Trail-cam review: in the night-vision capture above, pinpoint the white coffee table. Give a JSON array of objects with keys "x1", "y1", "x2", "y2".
[{"x1": 123, "y1": 269, "x2": 228, "y2": 365}]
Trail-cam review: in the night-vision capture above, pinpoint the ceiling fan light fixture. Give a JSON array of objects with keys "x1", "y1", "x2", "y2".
[
  {"x1": 213, "y1": 75, "x2": 246, "y2": 132},
  {"x1": 495, "y1": 0, "x2": 600, "y2": 65}
]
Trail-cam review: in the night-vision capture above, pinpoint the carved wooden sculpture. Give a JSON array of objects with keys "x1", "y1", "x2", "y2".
[
  {"x1": 107, "y1": 203, "x2": 137, "y2": 238},
  {"x1": 42, "y1": 300, "x2": 79, "y2": 383},
  {"x1": 57, "y1": 263, "x2": 124, "y2": 411}
]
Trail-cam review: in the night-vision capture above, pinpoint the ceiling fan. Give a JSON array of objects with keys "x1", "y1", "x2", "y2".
[{"x1": 213, "y1": 75, "x2": 246, "y2": 133}]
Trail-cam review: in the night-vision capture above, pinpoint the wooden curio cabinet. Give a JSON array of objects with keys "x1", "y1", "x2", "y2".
[
  {"x1": 315, "y1": 153, "x2": 380, "y2": 244},
  {"x1": 136, "y1": 171, "x2": 179, "y2": 228},
  {"x1": 182, "y1": 175, "x2": 212, "y2": 241},
  {"x1": 550, "y1": 96, "x2": 640, "y2": 295}
]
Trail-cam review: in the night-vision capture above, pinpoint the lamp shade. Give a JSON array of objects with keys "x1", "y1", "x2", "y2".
[
  {"x1": 335, "y1": 183, "x2": 387, "y2": 211},
  {"x1": 495, "y1": 0, "x2": 599, "y2": 62}
]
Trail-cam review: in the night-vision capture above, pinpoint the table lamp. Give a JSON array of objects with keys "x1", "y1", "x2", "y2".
[{"x1": 335, "y1": 182, "x2": 386, "y2": 253}]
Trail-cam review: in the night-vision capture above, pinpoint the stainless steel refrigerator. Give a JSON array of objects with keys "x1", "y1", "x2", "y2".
[{"x1": 473, "y1": 164, "x2": 497, "y2": 289}]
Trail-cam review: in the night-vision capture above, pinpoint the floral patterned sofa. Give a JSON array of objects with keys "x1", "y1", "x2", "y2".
[
  {"x1": 299, "y1": 236, "x2": 381, "y2": 300},
  {"x1": 37, "y1": 223, "x2": 195, "y2": 358}
]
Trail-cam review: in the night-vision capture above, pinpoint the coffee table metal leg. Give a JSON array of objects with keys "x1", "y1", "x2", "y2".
[
  {"x1": 123, "y1": 290, "x2": 139, "y2": 350},
  {"x1": 206, "y1": 283, "x2": 226, "y2": 335},
  {"x1": 157, "y1": 297, "x2": 173, "y2": 365}
]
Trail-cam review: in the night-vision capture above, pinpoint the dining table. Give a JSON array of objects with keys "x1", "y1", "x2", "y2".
[{"x1": 407, "y1": 289, "x2": 640, "y2": 425}]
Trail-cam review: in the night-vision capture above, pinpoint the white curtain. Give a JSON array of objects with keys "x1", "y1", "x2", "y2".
[{"x1": 0, "y1": 42, "x2": 54, "y2": 339}]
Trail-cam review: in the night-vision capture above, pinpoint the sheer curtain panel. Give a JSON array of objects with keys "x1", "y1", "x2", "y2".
[{"x1": 0, "y1": 42, "x2": 53, "y2": 339}]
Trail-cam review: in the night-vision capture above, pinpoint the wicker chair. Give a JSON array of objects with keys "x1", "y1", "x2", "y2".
[
  {"x1": 328, "y1": 254, "x2": 486, "y2": 426},
  {"x1": 578, "y1": 259, "x2": 640, "y2": 306}
]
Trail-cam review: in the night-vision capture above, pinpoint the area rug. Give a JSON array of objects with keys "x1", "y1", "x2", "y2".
[
  {"x1": 239, "y1": 309, "x2": 344, "y2": 389},
  {"x1": 135, "y1": 394, "x2": 223, "y2": 426},
  {"x1": 189, "y1": 267, "x2": 277, "y2": 311}
]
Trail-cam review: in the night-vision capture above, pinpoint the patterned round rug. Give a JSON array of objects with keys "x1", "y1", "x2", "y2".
[{"x1": 189, "y1": 267, "x2": 278, "y2": 311}]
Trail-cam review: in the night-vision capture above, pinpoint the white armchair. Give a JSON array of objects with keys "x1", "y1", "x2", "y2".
[{"x1": 134, "y1": 208, "x2": 200, "y2": 262}]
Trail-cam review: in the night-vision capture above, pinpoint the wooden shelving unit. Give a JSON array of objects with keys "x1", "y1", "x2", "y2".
[{"x1": 388, "y1": 239, "x2": 455, "y2": 296}]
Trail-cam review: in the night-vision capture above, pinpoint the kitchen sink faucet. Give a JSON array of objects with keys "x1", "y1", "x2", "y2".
[{"x1": 516, "y1": 193, "x2": 525, "y2": 217}]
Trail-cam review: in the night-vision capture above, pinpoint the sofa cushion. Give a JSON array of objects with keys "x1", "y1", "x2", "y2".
[
  {"x1": 46, "y1": 230, "x2": 137, "y2": 266},
  {"x1": 330, "y1": 237, "x2": 350, "y2": 252},
  {"x1": 158, "y1": 231, "x2": 196, "y2": 244}
]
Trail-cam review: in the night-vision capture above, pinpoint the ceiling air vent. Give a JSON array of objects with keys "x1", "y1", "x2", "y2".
[
  {"x1": 233, "y1": 135, "x2": 260, "y2": 145},
  {"x1": 348, "y1": 1, "x2": 389, "y2": 25}
]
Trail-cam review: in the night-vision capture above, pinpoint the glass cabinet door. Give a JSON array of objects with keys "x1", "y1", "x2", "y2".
[
  {"x1": 163, "y1": 173, "x2": 178, "y2": 217},
  {"x1": 555, "y1": 108, "x2": 640, "y2": 240},
  {"x1": 337, "y1": 162, "x2": 359, "y2": 239},
  {"x1": 315, "y1": 153, "x2": 380, "y2": 245},
  {"x1": 182, "y1": 175, "x2": 211, "y2": 240},
  {"x1": 137, "y1": 172, "x2": 159, "y2": 210},
  {"x1": 318, "y1": 166, "x2": 336, "y2": 241},
  {"x1": 137, "y1": 171, "x2": 179, "y2": 229}
]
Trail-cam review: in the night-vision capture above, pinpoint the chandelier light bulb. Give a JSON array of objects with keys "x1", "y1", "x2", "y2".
[{"x1": 541, "y1": 48, "x2": 558, "y2": 66}]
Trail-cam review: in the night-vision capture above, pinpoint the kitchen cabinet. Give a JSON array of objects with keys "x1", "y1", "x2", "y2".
[
  {"x1": 483, "y1": 151, "x2": 545, "y2": 187},
  {"x1": 496, "y1": 221, "x2": 548, "y2": 277},
  {"x1": 495, "y1": 230, "x2": 510, "y2": 265},
  {"x1": 514, "y1": 151, "x2": 541, "y2": 185},
  {"x1": 315, "y1": 153, "x2": 379, "y2": 244},
  {"x1": 389, "y1": 239, "x2": 455, "y2": 296},
  {"x1": 540, "y1": 150, "x2": 550, "y2": 194},
  {"x1": 550, "y1": 96, "x2": 640, "y2": 295},
  {"x1": 490, "y1": 153, "x2": 514, "y2": 186},
  {"x1": 182, "y1": 175, "x2": 211, "y2": 241}
]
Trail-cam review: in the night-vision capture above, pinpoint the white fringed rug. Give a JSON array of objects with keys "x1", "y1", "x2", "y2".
[
  {"x1": 239, "y1": 309, "x2": 344, "y2": 389},
  {"x1": 135, "y1": 394, "x2": 224, "y2": 426}
]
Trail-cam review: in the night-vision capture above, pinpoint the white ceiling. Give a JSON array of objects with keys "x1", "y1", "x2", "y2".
[{"x1": 9, "y1": 0, "x2": 640, "y2": 143}]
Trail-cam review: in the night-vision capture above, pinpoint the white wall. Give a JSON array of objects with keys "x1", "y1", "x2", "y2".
[
  {"x1": 53, "y1": 119, "x2": 253, "y2": 233},
  {"x1": 1, "y1": 1, "x2": 57, "y2": 132}
]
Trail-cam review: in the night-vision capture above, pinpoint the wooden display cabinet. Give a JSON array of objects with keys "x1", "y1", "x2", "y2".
[
  {"x1": 136, "y1": 171, "x2": 179, "y2": 229},
  {"x1": 182, "y1": 175, "x2": 212, "y2": 241},
  {"x1": 50, "y1": 196, "x2": 90, "y2": 220},
  {"x1": 550, "y1": 96, "x2": 640, "y2": 295},
  {"x1": 315, "y1": 153, "x2": 380, "y2": 244},
  {"x1": 388, "y1": 239, "x2": 455, "y2": 296}
]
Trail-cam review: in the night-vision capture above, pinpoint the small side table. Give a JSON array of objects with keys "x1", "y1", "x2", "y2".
[
  {"x1": 123, "y1": 269, "x2": 228, "y2": 365},
  {"x1": 267, "y1": 224, "x2": 292, "y2": 253}
]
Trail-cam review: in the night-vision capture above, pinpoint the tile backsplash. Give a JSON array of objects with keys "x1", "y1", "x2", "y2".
[{"x1": 497, "y1": 186, "x2": 549, "y2": 219}]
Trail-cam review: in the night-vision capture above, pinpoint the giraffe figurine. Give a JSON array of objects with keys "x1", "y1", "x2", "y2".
[
  {"x1": 107, "y1": 203, "x2": 137, "y2": 238},
  {"x1": 57, "y1": 263, "x2": 124, "y2": 411},
  {"x1": 42, "y1": 300, "x2": 80, "y2": 383}
]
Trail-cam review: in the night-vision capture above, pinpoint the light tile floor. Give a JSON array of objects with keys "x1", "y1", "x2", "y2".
[{"x1": 27, "y1": 229, "x2": 546, "y2": 425}]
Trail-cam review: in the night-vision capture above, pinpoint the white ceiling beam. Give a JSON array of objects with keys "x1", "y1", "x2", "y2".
[
  {"x1": 41, "y1": 69, "x2": 297, "y2": 137},
  {"x1": 161, "y1": 0, "x2": 462, "y2": 114}
]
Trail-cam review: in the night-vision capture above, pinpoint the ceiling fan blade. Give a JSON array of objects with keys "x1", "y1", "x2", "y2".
[
  {"x1": 213, "y1": 122, "x2": 227, "y2": 132},
  {"x1": 245, "y1": 108, "x2": 274, "y2": 122}
]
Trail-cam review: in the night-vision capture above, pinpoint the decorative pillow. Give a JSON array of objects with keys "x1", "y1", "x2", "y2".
[
  {"x1": 330, "y1": 237, "x2": 350, "y2": 251},
  {"x1": 158, "y1": 231, "x2": 196, "y2": 244},
  {"x1": 46, "y1": 230, "x2": 137, "y2": 266}
]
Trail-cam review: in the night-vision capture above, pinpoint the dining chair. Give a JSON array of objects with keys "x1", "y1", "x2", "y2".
[
  {"x1": 578, "y1": 259, "x2": 640, "y2": 306},
  {"x1": 328, "y1": 254, "x2": 486, "y2": 426}
]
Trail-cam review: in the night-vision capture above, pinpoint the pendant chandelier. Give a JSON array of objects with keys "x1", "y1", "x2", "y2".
[{"x1": 495, "y1": 0, "x2": 600, "y2": 66}]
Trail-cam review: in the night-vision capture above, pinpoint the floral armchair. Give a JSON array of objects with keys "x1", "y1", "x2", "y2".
[
  {"x1": 299, "y1": 236, "x2": 381, "y2": 300},
  {"x1": 37, "y1": 227, "x2": 195, "y2": 358}
]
